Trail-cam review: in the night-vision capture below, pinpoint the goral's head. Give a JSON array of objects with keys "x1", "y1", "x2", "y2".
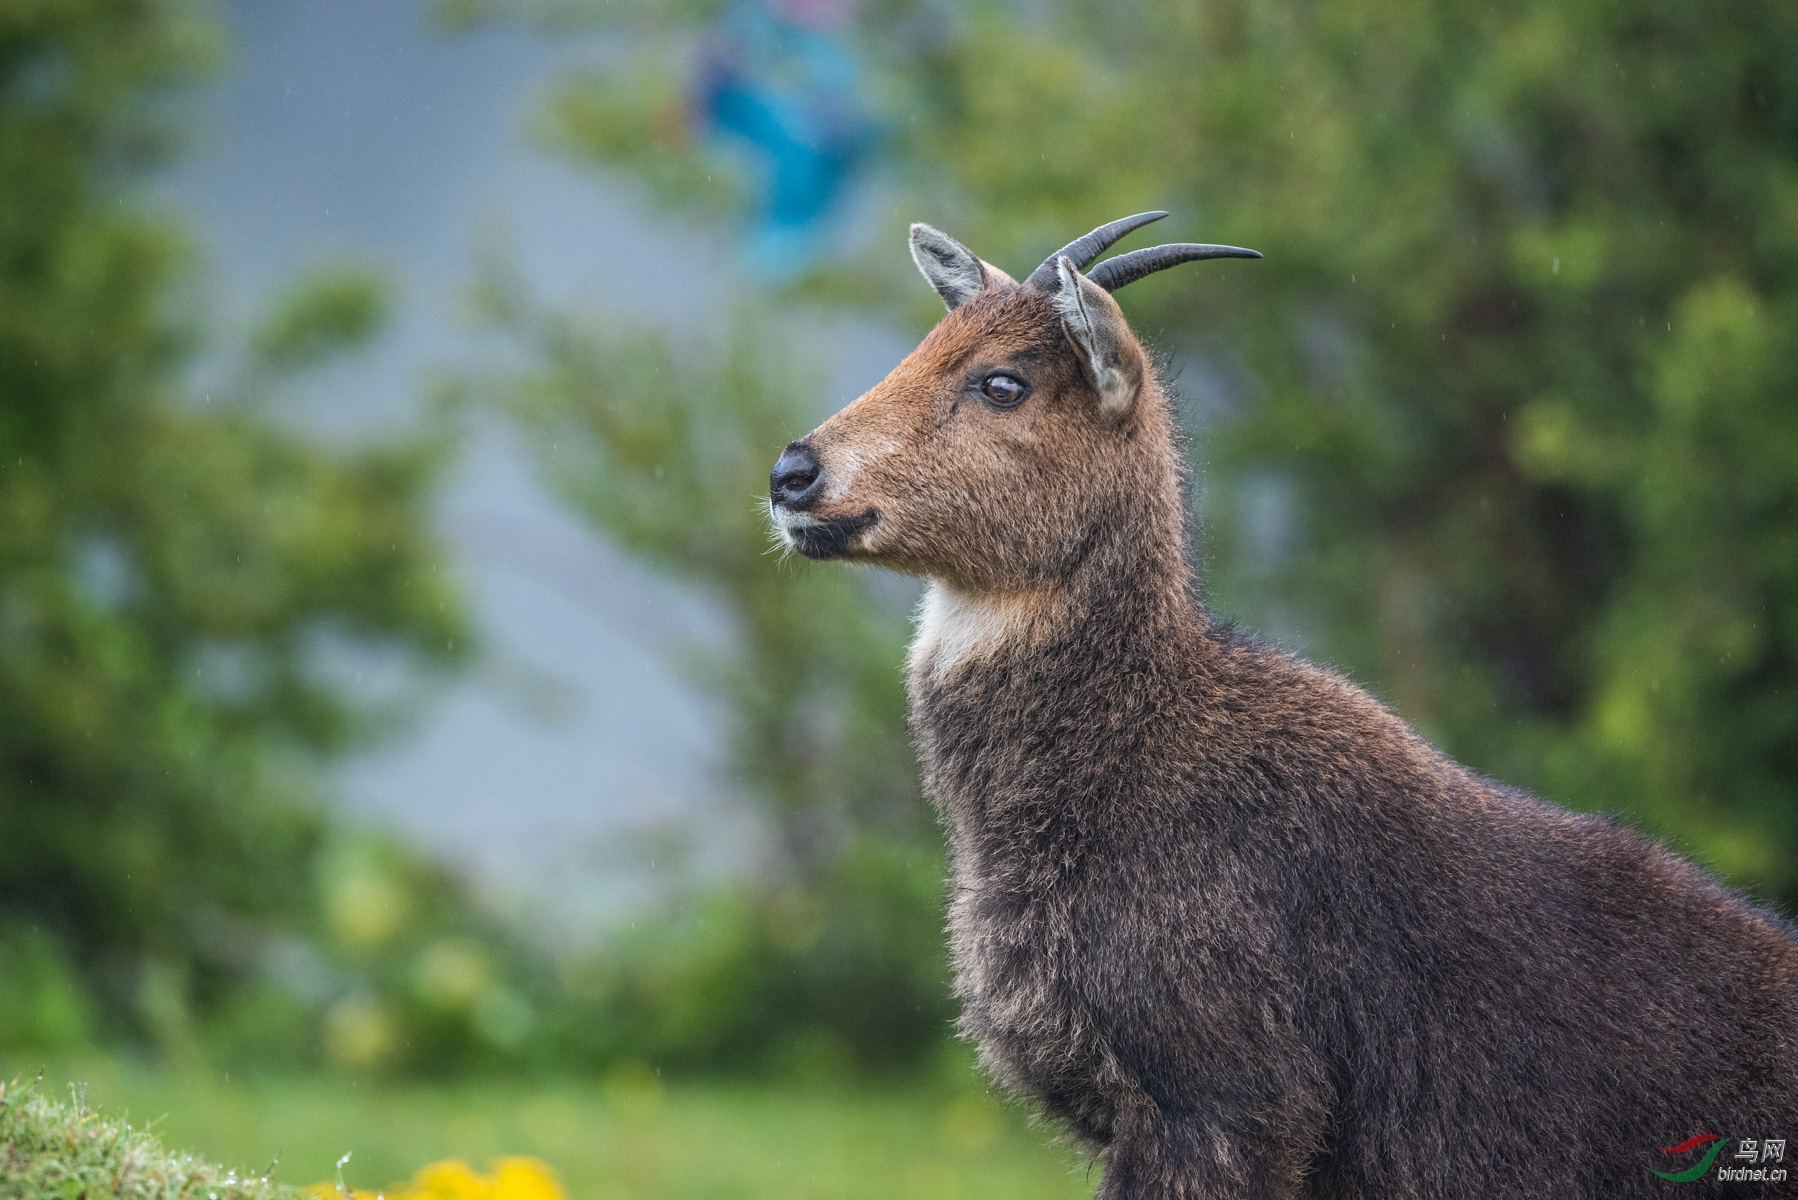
[{"x1": 768, "y1": 214, "x2": 1258, "y2": 592}]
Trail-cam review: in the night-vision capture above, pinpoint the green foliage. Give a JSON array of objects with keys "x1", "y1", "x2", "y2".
[
  {"x1": 0, "y1": 1076, "x2": 300, "y2": 1200},
  {"x1": 177, "y1": 832, "x2": 553, "y2": 1077},
  {"x1": 467, "y1": 264, "x2": 944, "y2": 1073},
  {"x1": 250, "y1": 264, "x2": 391, "y2": 375},
  {"x1": 300, "y1": 837, "x2": 556, "y2": 1077},
  {"x1": 0, "y1": 0, "x2": 474, "y2": 1060},
  {"x1": 0, "y1": 932, "x2": 94, "y2": 1053},
  {"x1": 473, "y1": 276, "x2": 921, "y2": 869},
  {"x1": 537, "y1": 59, "x2": 738, "y2": 220},
  {"x1": 522, "y1": 0, "x2": 1798, "y2": 907},
  {"x1": 549, "y1": 841, "x2": 953, "y2": 1076}
]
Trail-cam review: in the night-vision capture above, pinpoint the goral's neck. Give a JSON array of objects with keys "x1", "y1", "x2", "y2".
[{"x1": 906, "y1": 510, "x2": 1204, "y2": 691}]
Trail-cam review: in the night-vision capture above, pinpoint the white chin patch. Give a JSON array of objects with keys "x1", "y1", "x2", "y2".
[{"x1": 771, "y1": 505, "x2": 821, "y2": 550}]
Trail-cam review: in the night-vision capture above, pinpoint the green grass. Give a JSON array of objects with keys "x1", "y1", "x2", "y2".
[
  {"x1": 0, "y1": 1075, "x2": 298, "y2": 1200},
  {"x1": 0, "y1": 1059, "x2": 1096, "y2": 1200}
]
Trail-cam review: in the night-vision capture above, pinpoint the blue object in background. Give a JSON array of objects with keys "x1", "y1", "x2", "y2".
[{"x1": 694, "y1": 0, "x2": 879, "y2": 278}]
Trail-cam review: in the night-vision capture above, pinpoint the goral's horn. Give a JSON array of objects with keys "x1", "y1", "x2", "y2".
[
  {"x1": 1085, "y1": 243, "x2": 1263, "y2": 293},
  {"x1": 1022, "y1": 211, "x2": 1169, "y2": 292}
]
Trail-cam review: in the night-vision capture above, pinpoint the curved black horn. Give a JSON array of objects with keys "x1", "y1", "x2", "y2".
[
  {"x1": 1023, "y1": 211, "x2": 1169, "y2": 291},
  {"x1": 1085, "y1": 243, "x2": 1263, "y2": 292}
]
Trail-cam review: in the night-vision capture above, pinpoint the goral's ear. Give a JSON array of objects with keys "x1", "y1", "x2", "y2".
[
  {"x1": 909, "y1": 223, "x2": 1016, "y2": 310},
  {"x1": 1052, "y1": 256, "x2": 1146, "y2": 420}
]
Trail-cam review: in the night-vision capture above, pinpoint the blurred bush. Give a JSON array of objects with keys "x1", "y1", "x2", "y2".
[
  {"x1": 218, "y1": 834, "x2": 557, "y2": 1076},
  {"x1": 3, "y1": 0, "x2": 950, "y2": 1082},
  {"x1": 462, "y1": 269, "x2": 955, "y2": 1076},
  {"x1": 544, "y1": 839, "x2": 953, "y2": 1077},
  {"x1": 0, "y1": 1, "x2": 490, "y2": 1064},
  {"x1": 467, "y1": 272, "x2": 923, "y2": 870}
]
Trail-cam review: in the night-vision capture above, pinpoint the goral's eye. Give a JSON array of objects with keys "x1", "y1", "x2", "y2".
[{"x1": 981, "y1": 373, "x2": 1028, "y2": 407}]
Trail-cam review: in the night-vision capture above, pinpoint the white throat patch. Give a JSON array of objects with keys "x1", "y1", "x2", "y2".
[{"x1": 908, "y1": 583, "x2": 1054, "y2": 683}]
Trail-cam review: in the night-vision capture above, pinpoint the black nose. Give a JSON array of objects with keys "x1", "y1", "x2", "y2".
[{"x1": 770, "y1": 441, "x2": 824, "y2": 510}]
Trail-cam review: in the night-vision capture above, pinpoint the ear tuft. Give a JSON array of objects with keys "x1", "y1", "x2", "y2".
[
  {"x1": 909, "y1": 223, "x2": 1014, "y2": 310},
  {"x1": 1053, "y1": 256, "x2": 1140, "y2": 420}
]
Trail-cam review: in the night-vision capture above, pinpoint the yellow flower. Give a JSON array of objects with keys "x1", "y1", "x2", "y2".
[
  {"x1": 311, "y1": 1157, "x2": 566, "y2": 1200},
  {"x1": 489, "y1": 1158, "x2": 565, "y2": 1200},
  {"x1": 408, "y1": 1159, "x2": 493, "y2": 1200}
]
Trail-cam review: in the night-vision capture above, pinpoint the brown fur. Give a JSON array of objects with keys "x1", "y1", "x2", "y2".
[{"x1": 769, "y1": 230, "x2": 1798, "y2": 1198}]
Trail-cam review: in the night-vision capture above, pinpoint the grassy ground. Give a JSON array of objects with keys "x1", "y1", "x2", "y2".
[
  {"x1": 1, "y1": 1058, "x2": 1096, "y2": 1200},
  {"x1": 0, "y1": 1075, "x2": 296, "y2": 1200}
]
